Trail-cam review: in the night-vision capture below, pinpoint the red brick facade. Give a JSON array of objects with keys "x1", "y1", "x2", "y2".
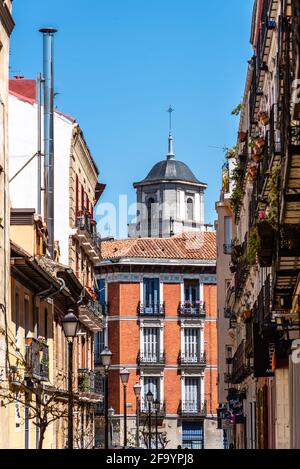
[{"x1": 104, "y1": 279, "x2": 218, "y2": 418}]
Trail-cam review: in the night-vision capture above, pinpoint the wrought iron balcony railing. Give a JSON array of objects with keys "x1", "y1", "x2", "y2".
[
  {"x1": 138, "y1": 302, "x2": 165, "y2": 316},
  {"x1": 179, "y1": 352, "x2": 206, "y2": 367},
  {"x1": 179, "y1": 301, "x2": 206, "y2": 318},
  {"x1": 141, "y1": 399, "x2": 166, "y2": 415},
  {"x1": 78, "y1": 369, "x2": 104, "y2": 395},
  {"x1": 25, "y1": 338, "x2": 49, "y2": 382},
  {"x1": 223, "y1": 243, "x2": 233, "y2": 255},
  {"x1": 178, "y1": 400, "x2": 207, "y2": 417},
  {"x1": 76, "y1": 209, "x2": 101, "y2": 255},
  {"x1": 138, "y1": 352, "x2": 165, "y2": 366},
  {"x1": 231, "y1": 340, "x2": 252, "y2": 384}
]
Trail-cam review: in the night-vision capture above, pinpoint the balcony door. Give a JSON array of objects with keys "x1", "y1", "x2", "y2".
[
  {"x1": 144, "y1": 278, "x2": 159, "y2": 313},
  {"x1": 143, "y1": 328, "x2": 159, "y2": 361},
  {"x1": 184, "y1": 329, "x2": 200, "y2": 362},
  {"x1": 143, "y1": 377, "x2": 160, "y2": 410},
  {"x1": 184, "y1": 281, "x2": 199, "y2": 304},
  {"x1": 184, "y1": 378, "x2": 200, "y2": 412}
]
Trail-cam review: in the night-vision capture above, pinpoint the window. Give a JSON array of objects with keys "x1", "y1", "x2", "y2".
[
  {"x1": 183, "y1": 329, "x2": 200, "y2": 361},
  {"x1": 95, "y1": 330, "x2": 105, "y2": 359},
  {"x1": 182, "y1": 422, "x2": 204, "y2": 449},
  {"x1": 24, "y1": 298, "x2": 30, "y2": 339},
  {"x1": 147, "y1": 198, "x2": 155, "y2": 237},
  {"x1": 184, "y1": 280, "x2": 199, "y2": 304},
  {"x1": 15, "y1": 292, "x2": 20, "y2": 346},
  {"x1": 75, "y1": 174, "x2": 79, "y2": 216},
  {"x1": 224, "y1": 216, "x2": 232, "y2": 246},
  {"x1": 44, "y1": 308, "x2": 48, "y2": 341},
  {"x1": 143, "y1": 328, "x2": 159, "y2": 361},
  {"x1": 184, "y1": 378, "x2": 200, "y2": 412},
  {"x1": 98, "y1": 279, "x2": 106, "y2": 306},
  {"x1": 81, "y1": 336, "x2": 86, "y2": 369},
  {"x1": 143, "y1": 278, "x2": 160, "y2": 313},
  {"x1": 143, "y1": 377, "x2": 160, "y2": 411},
  {"x1": 186, "y1": 197, "x2": 194, "y2": 221}
]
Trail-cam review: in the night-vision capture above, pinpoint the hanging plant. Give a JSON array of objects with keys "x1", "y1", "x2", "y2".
[
  {"x1": 230, "y1": 162, "x2": 246, "y2": 220},
  {"x1": 247, "y1": 225, "x2": 260, "y2": 265}
]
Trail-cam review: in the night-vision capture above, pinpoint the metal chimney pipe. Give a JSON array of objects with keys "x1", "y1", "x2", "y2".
[
  {"x1": 37, "y1": 72, "x2": 43, "y2": 215},
  {"x1": 39, "y1": 27, "x2": 57, "y2": 259}
]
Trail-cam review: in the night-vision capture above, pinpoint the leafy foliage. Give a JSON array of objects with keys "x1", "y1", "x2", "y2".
[
  {"x1": 231, "y1": 103, "x2": 243, "y2": 116},
  {"x1": 247, "y1": 225, "x2": 260, "y2": 265}
]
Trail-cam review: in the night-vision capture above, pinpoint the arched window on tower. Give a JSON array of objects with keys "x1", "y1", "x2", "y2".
[
  {"x1": 187, "y1": 197, "x2": 194, "y2": 221},
  {"x1": 147, "y1": 198, "x2": 155, "y2": 237}
]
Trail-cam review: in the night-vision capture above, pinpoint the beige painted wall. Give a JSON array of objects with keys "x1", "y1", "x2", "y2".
[{"x1": 0, "y1": 0, "x2": 13, "y2": 450}]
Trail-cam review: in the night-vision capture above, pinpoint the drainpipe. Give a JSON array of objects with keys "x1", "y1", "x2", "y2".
[{"x1": 39, "y1": 28, "x2": 57, "y2": 259}]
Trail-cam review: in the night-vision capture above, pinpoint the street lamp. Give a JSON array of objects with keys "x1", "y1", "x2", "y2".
[
  {"x1": 120, "y1": 368, "x2": 130, "y2": 448},
  {"x1": 101, "y1": 346, "x2": 112, "y2": 449},
  {"x1": 108, "y1": 407, "x2": 115, "y2": 448},
  {"x1": 146, "y1": 390, "x2": 154, "y2": 449},
  {"x1": 62, "y1": 309, "x2": 79, "y2": 450},
  {"x1": 133, "y1": 382, "x2": 142, "y2": 448},
  {"x1": 153, "y1": 399, "x2": 160, "y2": 449}
]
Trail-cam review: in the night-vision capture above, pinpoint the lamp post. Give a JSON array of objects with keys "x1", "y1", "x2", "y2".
[
  {"x1": 146, "y1": 390, "x2": 153, "y2": 449},
  {"x1": 153, "y1": 399, "x2": 160, "y2": 449},
  {"x1": 62, "y1": 309, "x2": 79, "y2": 450},
  {"x1": 108, "y1": 407, "x2": 115, "y2": 448},
  {"x1": 133, "y1": 382, "x2": 142, "y2": 448},
  {"x1": 120, "y1": 368, "x2": 130, "y2": 448},
  {"x1": 101, "y1": 346, "x2": 112, "y2": 449}
]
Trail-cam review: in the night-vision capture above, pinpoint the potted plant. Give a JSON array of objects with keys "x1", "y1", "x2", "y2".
[
  {"x1": 248, "y1": 163, "x2": 258, "y2": 181},
  {"x1": 238, "y1": 131, "x2": 247, "y2": 142},
  {"x1": 254, "y1": 137, "x2": 265, "y2": 149},
  {"x1": 243, "y1": 310, "x2": 252, "y2": 320},
  {"x1": 258, "y1": 111, "x2": 269, "y2": 126}
]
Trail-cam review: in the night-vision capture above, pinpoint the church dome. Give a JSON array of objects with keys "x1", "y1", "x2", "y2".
[
  {"x1": 141, "y1": 158, "x2": 202, "y2": 184},
  {"x1": 134, "y1": 131, "x2": 206, "y2": 187}
]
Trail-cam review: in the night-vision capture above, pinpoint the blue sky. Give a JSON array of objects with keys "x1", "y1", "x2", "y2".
[{"x1": 10, "y1": 0, "x2": 253, "y2": 237}]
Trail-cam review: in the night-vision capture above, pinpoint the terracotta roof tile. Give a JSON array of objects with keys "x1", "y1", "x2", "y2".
[{"x1": 101, "y1": 231, "x2": 216, "y2": 261}]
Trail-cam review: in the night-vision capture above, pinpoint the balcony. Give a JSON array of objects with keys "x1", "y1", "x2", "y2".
[
  {"x1": 95, "y1": 401, "x2": 105, "y2": 416},
  {"x1": 179, "y1": 352, "x2": 206, "y2": 368},
  {"x1": 25, "y1": 338, "x2": 49, "y2": 382},
  {"x1": 78, "y1": 369, "x2": 104, "y2": 398},
  {"x1": 78, "y1": 299, "x2": 103, "y2": 333},
  {"x1": 178, "y1": 301, "x2": 206, "y2": 319},
  {"x1": 138, "y1": 352, "x2": 165, "y2": 367},
  {"x1": 138, "y1": 302, "x2": 165, "y2": 317},
  {"x1": 178, "y1": 400, "x2": 207, "y2": 418},
  {"x1": 273, "y1": 225, "x2": 300, "y2": 309},
  {"x1": 74, "y1": 209, "x2": 101, "y2": 262},
  {"x1": 141, "y1": 399, "x2": 166, "y2": 416},
  {"x1": 231, "y1": 340, "x2": 252, "y2": 384},
  {"x1": 223, "y1": 243, "x2": 233, "y2": 255}
]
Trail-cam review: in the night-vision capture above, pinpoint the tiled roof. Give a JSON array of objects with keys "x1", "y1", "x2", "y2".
[{"x1": 101, "y1": 232, "x2": 216, "y2": 261}]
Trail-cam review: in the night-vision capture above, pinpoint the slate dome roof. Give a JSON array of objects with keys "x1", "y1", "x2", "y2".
[
  {"x1": 142, "y1": 158, "x2": 203, "y2": 184},
  {"x1": 133, "y1": 132, "x2": 206, "y2": 187}
]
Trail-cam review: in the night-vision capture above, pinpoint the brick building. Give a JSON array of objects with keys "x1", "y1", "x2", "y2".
[{"x1": 95, "y1": 132, "x2": 222, "y2": 448}]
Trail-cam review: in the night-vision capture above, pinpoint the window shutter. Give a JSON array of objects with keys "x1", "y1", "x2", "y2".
[
  {"x1": 154, "y1": 278, "x2": 159, "y2": 305},
  {"x1": 75, "y1": 174, "x2": 79, "y2": 216}
]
